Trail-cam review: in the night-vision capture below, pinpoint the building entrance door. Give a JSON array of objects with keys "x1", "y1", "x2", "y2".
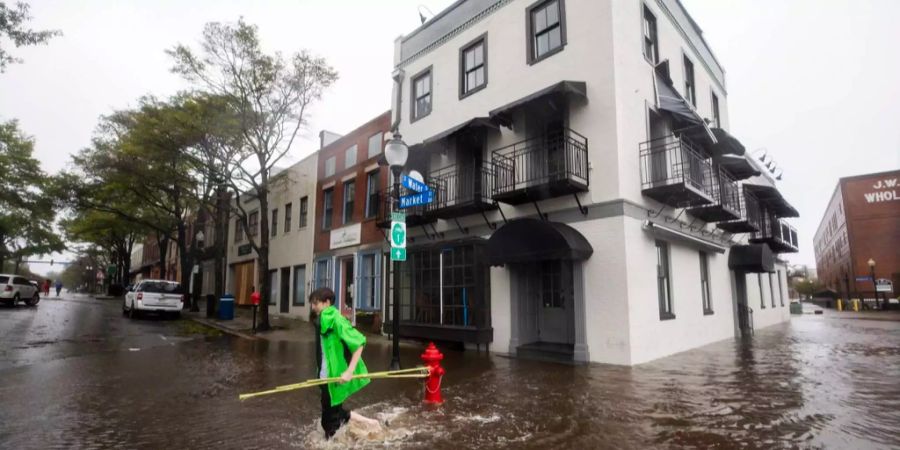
[
  {"x1": 339, "y1": 257, "x2": 355, "y2": 323},
  {"x1": 537, "y1": 260, "x2": 574, "y2": 344},
  {"x1": 280, "y1": 267, "x2": 290, "y2": 314},
  {"x1": 734, "y1": 272, "x2": 752, "y2": 337},
  {"x1": 231, "y1": 261, "x2": 255, "y2": 305}
]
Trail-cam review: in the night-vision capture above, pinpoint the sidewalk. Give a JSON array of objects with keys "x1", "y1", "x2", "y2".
[{"x1": 825, "y1": 310, "x2": 900, "y2": 322}]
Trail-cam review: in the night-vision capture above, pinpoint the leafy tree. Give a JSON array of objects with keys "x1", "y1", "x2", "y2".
[
  {"x1": 60, "y1": 209, "x2": 143, "y2": 287},
  {"x1": 168, "y1": 18, "x2": 337, "y2": 329},
  {"x1": 793, "y1": 278, "x2": 824, "y2": 300},
  {"x1": 0, "y1": 1, "x2": 61, "y2": 72}
]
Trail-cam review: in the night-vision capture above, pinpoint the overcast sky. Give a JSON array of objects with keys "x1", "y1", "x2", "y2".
[{"x1": 2, "y1": 0, "x2": 898, "y2": 276}]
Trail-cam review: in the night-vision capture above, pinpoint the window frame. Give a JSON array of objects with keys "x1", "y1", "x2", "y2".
[
  {"x1": 292, "y1": 264, "x2": 306, "y2": 306},
  {"x1": 410, "y1": 65, "x2": 433, "y2": 123},
  {"x1": 342, "y1": 180, "x2": 355, "y2": 224},
  {"x1": 683, "y1": 54, "x2": 696, "y2": 106},
  {"x1": 324, "y1": 156, "x2": 336, "y2": 177},
  {"x1": 656, "y1": 240, "x2": 675, "y2": 320},
  {"x1": 700, "y1": 251, "x2": 713, "y2": 315},
  {"x1": 711, "y1": 91, "x2": 721, "y2": 128},
  {"x1": 314, "y1": 258, "x2": 332, "y2": 289},
  {"x1": 777, "y1": 270, "x2": 785, "y2": 306},
  {"x1": 642, "y1": 4, "x2": 658, "y2": 65},
  {"x1": 356, "y1": 251, "x2": 381, "y2": 311},
  {"x1": 248, "y1": 211, "x2": 259, "y2": 237},
  {"x1": 322, "y1": 189, "x2": 334, "y2": 230},
  {"x1": 459, "y1": 33, "x2": 488, "y2": 99},
  {"x1": 367, "y1": 132, "x2": 383, "y2": 159},
  {"x1": 758, "y1": 274, "x2": 766, "y2": 309},
  {"x1": 344, "y1": 144, "x2": 358, "y2": 170},
  {"x1": 299, "y1": 196, "x2": 309, "y2": 229},
  {"x1": 526, "y1": 0, "x2": 567, "y2": 65},
  {"x1": 284, "y1": 202, "x2": 292, "y2": 233},
  {"x1": 365, "y1": 170, "x2": 380, "y2": 219},
  {"x1": 234, "y1": 218, "x2": 244, "y2": 243},
  {"x1": 271, "y1": 208, "x2": 278, "y2": 237},
  {"x1": 769, "y1": 272, "x2": 776, "y2": 308}
]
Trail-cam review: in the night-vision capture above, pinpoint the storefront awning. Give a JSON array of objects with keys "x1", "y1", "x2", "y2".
[
  {"x1": 714, "y1": 154, "x2": 760, "y2": 180},
  {"x1": 423, "y1": 117, "x2": 497, "y2": 144},
  {"x1": 728, "y1": 244, "x2": 775, "y2": 273},
  {"x1": 488, "y1": 80, "x2": 587, "y2": 119},
  {"x1": 654, "y1": 61, "x2": 716, "y2": 144},
  {"x1": 487, "y1": 218, "x2": 593, "y2": 266},
  {"x1": 709, "y1": 128, "x2": 746, "y2": 156},
  {"x1": 743, "y1": 184, "x2": 799, "y2": 218}
]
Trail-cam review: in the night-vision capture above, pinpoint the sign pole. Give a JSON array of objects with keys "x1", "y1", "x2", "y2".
[{"x1": 390, "y1": 169, "x2": 403, "y2": 370}]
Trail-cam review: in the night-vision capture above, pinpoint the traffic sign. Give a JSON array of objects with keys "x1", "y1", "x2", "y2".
[
  {"x1": 391, "y1": 222, "x2": 406, "y2": 248},
  {"x1": 401, "y1": 175, "x2": 431, "y2": 194},
  {"x1": 399, "y1": 190, "x2": 434, "y2": 209},
  {"x1": 856, "y1": 276, "x2": 873, "y2": 282},
  {"x1": 875, "y1": 278, "x2": 893, "y2": 293},
  {"x1": 391, "y1": 247, "x2": 407, "y2": 261}
]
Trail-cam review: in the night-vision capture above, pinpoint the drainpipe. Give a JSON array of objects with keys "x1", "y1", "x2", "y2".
[{"x1": 391, "y1": 68, "x2": 405, "y2": 135}]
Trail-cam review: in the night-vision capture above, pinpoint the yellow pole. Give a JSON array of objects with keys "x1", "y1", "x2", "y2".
[
  {"x1": 238, "y1": 367, "x2": 430, "y2": 401},
  {"x1": 837, "y1": 298, "x2": 843, "y2": 311}
]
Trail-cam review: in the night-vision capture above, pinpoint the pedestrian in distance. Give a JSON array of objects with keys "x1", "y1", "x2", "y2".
[
  {"x1": 309, "y1": 287, "x2": 380, "y2": 439},
  {"x1": 43, "y1": 279, "x2": 51, "y2": 296},
  {"x1": 55, "y1": 280, "x2": 62, "y2": 297}
]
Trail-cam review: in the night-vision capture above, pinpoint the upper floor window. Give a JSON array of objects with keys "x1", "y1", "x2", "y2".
[
  {"x1": 460, "y1": 35, "x2": 487, "y2": 98},
  {"x1": 411, "y1": 67, "x2": 432, "y2": 121},
  {"x1": 234, "y1": 218, "x2": 243, "y2": 243},
  {"x1": 322, "y1": 189, "x2": 333, "y2": 230},
  {"x1": 758, "y1": 274, "x2": 766, "y2": 309},
  {"x1": 271, "y1": 208, "x2": 278, "y2": 237},
  {"x1": 527, "y1": 0, "x2": 566, "y2": 64},
  {"x1": 365, "y1": 171, "x2": 379, "y2": 219},
  {"x1": 284, "y1": 202, "x2": 292, "y2": 232},
  {"x1": 367, "y1": 132, "x2": 383, "y2": 158},
  {"x1": 699, "y1": 252, "x2": 713, "y2": 314},
  {"x1": 344, "y1": 145, "x2": 357, "y2": 170},
  {"x1": 643, "y1": 5, "x2": 658, "y2": 64},
  {"x1": 299, "y1": 196, "x2": 309, "y2": 228},
  {"x1": 711, "y1": 92, "x2": 720, "y2": 128},
  {"x1": 324, "y1": 156, "x2": 336, "y2": 177},
  {"x1": 343, "y1": 180, "x2": 355, "y2": 224},
  {"x1": 683, "y1": 55, "x2": 696, "y2": 106},
  {"x1": 656, "y1": 240, "x2": 674, "y2": 320},
  {"x1": 248, "y1": 211, "x2": 259, "y2": 237}
]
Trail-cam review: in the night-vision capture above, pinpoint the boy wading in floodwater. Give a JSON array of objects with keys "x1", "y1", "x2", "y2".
[{"x1": 309, "y1": 287, "x2": 380, "y2": 439}]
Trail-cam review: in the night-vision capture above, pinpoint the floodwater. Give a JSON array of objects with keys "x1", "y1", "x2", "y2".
[{"x1": 1, "y1": 297, "x2": 898, "y2": 449}]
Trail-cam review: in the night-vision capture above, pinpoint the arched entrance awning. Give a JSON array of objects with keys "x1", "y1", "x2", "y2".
[{"x1": 487, "y1": 218, "x2": 593, "y2": 266}]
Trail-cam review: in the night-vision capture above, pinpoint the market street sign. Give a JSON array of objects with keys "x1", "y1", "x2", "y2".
[
  {"x1": 390, "y1": 211, "x2": 406, "y2": 262},
  {"x1": 875, "y1": 278, "x2": 893, "y2": 293},
  {"x1": 399, "y1": 190, "x2": 434, "y2": 209},
  {"x1": 401, "y1": 174, "x2": 430, "y2": 194},
  {"x1": 856, "y1": 275, "x2": 873, "y2": 282}
]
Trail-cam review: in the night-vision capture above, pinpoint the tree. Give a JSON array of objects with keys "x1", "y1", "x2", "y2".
[
  {"x1": 60, "y1": 209, "x2": 143, "y2": 287},
  {"x1": 793, "y1": 279, "x2": 824, "y2": 300},
  {"x1": 0, "y1": 2, "x2": 61, "y2": 72},
  {"x1": 168, "y1": 18, "x2": 337, "y2": 330}
]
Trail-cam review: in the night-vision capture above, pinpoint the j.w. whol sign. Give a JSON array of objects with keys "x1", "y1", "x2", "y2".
[{"x1": 864, "y1": 178, "x2": 899, "y2": 203}]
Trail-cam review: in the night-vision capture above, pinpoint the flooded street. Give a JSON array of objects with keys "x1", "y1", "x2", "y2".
[{"x1": 1, "y1": 297, "x2": 898, "y2": 449}]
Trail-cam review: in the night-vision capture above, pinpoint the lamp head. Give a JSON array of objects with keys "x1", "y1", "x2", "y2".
[
  {"x1": 868, "y1": 258, "x2": 876, "y2": 268},
  {"x1": 196, "y1": 230, "x2": 205, "y2": 243},
  {"x1": 384, "y1": 134, "x2": 409, "y2": 170}
]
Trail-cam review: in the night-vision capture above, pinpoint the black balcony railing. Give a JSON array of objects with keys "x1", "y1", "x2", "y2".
[
  {"x1": 749, "y1": 209, "x2": 798, "y2": 253},
  {"x1": 375, "y1": 187, "x2": 436, "y2": 228},
  {"x1": 640, "y1": 135, "x2": 714, "y2": 207},
  {"x1": 718, "y1": 189, "x2": 762, "y2": 233},
  {"x1": 428, "y1": 163, "x2": 498, "y2": 219},
  {"x1": 687, "y1": 166, "x2": 741, "y2": 222},
  {"x1": 491, "y1": 127, "x2": 589, "y2": 204}
]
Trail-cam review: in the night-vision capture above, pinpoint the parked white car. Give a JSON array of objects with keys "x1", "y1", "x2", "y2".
[
  {"x1": 123, "y1": 279, "x2": 184, "y2": 319},
  {"x1": 0, "y1": 274, "x2": 40, "y2": 307}
]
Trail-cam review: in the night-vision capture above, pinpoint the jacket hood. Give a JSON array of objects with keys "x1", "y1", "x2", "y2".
[{"x1": 319, "y1": 305, "x2": 338, "y2": 334}]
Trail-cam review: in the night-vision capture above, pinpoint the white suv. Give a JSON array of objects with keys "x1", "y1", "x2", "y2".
[
  {"x1": 123, "y1": 279, "x2": 184, "y2": 319},
  {"x1": 0, "y1": 274, "x2": 40, "y2": 307}
]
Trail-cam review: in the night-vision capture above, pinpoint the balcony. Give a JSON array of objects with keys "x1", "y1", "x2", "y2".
[
  {"x1": 749, "y1": 211, "x2": 798, "y2": 253},
  {"x1": 687, "y1": 166, "x2": 741, "y2": 222},
  {"x1": 427, "y1": 163, "x2": 498, "y2": 219},
  {"x1": 639, "y1": 135, "x2": 714, "y2": 207},
  {"x1": 375, "y1": 187, "x2": 436, "y2": 229},
  {"x1": 491, "y1": 128, "x2": 589, "y2": 205},
  {"x1": 717, "y1": 188, "x2": 761, "y2": 233}
]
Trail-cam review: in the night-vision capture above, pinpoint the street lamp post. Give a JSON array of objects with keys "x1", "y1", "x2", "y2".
[
  {"x1": 192, "y1": 229, "x2": 205, "y2": 312},
  {"x1": 868, "y1": 258, "x2": 881, "y2": 310},
  {"x1": 384, "y1": 132, "x2": 408, "y2": 371}
]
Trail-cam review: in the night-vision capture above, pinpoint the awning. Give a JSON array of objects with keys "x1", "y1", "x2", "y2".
[
  {"x1": 643, "y1": 220, "x2": 726, "y2": 254},
  {"x1": 714, "y1": 154, "x2": 760, "y2": 180},
  {"x1": 487, "y1": 218, "x2": 593, "y2": 266},
  {"x1": 709, "y1": 128, "x2": 746, "y2": 156},
  {"x1": 654, "y1": 61, "x2": 716, "y2": 145},
  {"x1": 728, "y1": 244, "x2": 775, "y2": 273},
  {"x1": 488, "y1": 81, "x2": 587, "y2": 119},
  {"x1": 743, "y1": 184, "x2": 799, "y2": 218},
  {"x1": 423, "y1": 117, "x2": 497, "y2": 144}
]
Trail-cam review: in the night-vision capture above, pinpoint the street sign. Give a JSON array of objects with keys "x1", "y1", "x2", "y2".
[
  {"x1": 875, "y1": 278, "x2": 893, "y2": 293},
  {"x1": 390, "y1": 212, "x2": 407, "y2": 261},
  {"x1": 399, "y1": 190, "x2": 434, "y2": 209},
  {"x1": 391, "y1": 247, "x2": 407, "y2": 261},
  {"x1": 856, "y1": 276, "x2": 873, "y2": 282},
  {"x1": 401, "y1": 174, "x2": 431, "y2": 194}
]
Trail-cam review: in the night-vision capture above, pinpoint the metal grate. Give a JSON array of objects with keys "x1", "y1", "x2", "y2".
[{"x1": 491, "y1": 127, "x2": 589, "y2": 197}]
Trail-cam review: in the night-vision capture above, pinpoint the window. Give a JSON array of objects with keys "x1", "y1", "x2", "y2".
[
  {"x1": 778, "y1": 270, "x2": 785, "y2": 306},
  {"x1": 322, "y1": 189, "x2": 333, "y2": 230},
  {"x1": 343, "y1": 180, "x2": 355, "y2": 224},
  {"x1": 248, "y1": 211, "x2": 259, "y2": 237},
  {"x1": 527, "y1": 0, "x2": 566, "y2": 64},
  {"x1": 357, "y1": 253, "x2": 380, "y2": 311},
  {"x1": 324, "y1": 156, "x2": 336, "y2": 177},
  {"x1": 711, "y1": 92, "x2": 720, "y2": 128},
  {"x1": 411, "y1": 67, "x2": 432, "y2": 121},
  {"x1": 365, "y1": 171, "x2": 379, "y2": 218},
  {"x1": 299, "y1": 196, "x2": 308, "y2": 228},
  {"x1": 234, "y1": 218, "x2": 243, "y2": 243},
  {"x1": 268, "y1": 270, "x2": 277, "y2": 305},
  {"x1": 683, "y1": 55, "x2": 696, "y2": 106},
  {"x1": 541, "y1": 260, "x2": 572, "y2": 308},
  {"x1": 271, "y1": 208, "x2": 278, "y2": 237},
  {"x1": 758, "y1": 274, "x2": 766, "y2": 309},
  {"x1": 367, "y1": 132, "x2": 383, "y2": 159},
  {"x1": 700, "y1": 252, "x2": 713, "y2": 314},
  {"x1": 769, "y1": 273, "x2": 776, "y2": 308},
  {"x1": 292, "y1": 265, "x2": 306, "y2": 306},
  {"x1": 643, "y1": 5, "x2": 658, "y2": 64},
  {"x1": 284, "y1": 203, "x2": 292, "y2": 232},
  {"x1": 460, "y1": 35, "x2": 487, "y2": 98},
  {"x1": 656, "y1": 240, "x2": 674, "y2": 319},
  {"x1": 314, "y1": 259, "x2": 332, "y2": 289},
  {"x1": 344, "y1": 145, "x2": 357, "y2": 170}
]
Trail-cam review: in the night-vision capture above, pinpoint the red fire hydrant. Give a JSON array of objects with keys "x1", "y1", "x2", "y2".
[
  {"x1": 421, "y1": 342, "x2": 445, "y2": 404},
  {"x1": 250, "y1": 291, "x2": 261, "y2": 332}
]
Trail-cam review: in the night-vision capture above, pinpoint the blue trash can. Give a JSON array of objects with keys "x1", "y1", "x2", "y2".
[{"x1": 218, "y1": 294, "x2": 235, "y2": 320}]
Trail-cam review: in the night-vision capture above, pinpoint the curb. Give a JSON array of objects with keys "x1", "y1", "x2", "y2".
[{"x1": 188, "y1": 317, "x2": 260, "y2": 340}]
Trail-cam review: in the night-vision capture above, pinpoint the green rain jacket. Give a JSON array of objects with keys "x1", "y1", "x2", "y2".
[{"x1": 318, "y1": 305, "x2": 370, "y2": 406}]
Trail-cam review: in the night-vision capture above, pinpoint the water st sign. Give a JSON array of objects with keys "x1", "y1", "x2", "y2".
[
  {"x1": 401, "y1": 174, "x2": 430, "y2": 193},
  {"x1": 399, "y1": 190, "x2": 434, "y2": 209},
  {"x1": 390, "y1": 211, "x2": 406, "y2": 261}
]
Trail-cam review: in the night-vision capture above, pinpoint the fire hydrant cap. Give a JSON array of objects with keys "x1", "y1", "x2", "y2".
[{"x1": 421, "y1": 342, "x2": 444, "y2": 362}]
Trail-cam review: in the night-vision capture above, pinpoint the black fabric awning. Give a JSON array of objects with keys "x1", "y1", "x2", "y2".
[
  {"x1": 743, "y1": 184, "x2": 800, "y2": 218},
  {"x1": 488, "y1": 81, "x2": 587, "y2": 119},
  {"x1": 423, "y1": 117, "x2": 497, "y2": 144},
  {"x1": 654, "y1": 62, "x2": 716, "y2": 144},
  {"x1": 709, "y1": 128, "x2": 746, "y2": 156},
  {"x1": 487, "y1": 218, "x2": 593, "y2": 266},
  {"x1": 714, "y1": 154, "x2": 760, "y2": 180},
  {"x1": 728, "y1": 244, "x2": 775, "y2": 273}
]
